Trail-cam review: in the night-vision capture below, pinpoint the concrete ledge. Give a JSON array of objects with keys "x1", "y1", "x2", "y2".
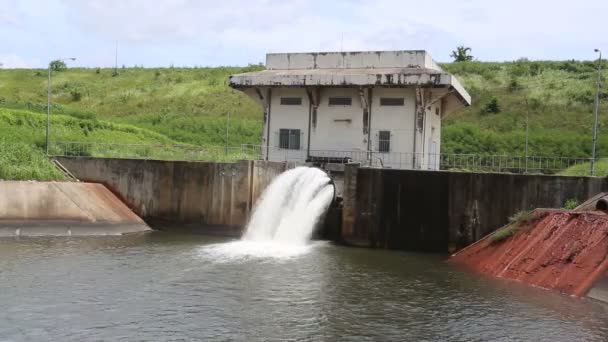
[
  {"x1": 0, "y1": 221, "x2": 150, "y2": 237},
  {"x1": 0, "y1": 181, "x2": 151, "y2": 237},
  {"x1": 587, "y1": 274, "x2": 608, "y2": 303}
]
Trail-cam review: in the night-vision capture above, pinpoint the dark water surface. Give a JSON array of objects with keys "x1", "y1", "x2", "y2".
[{"x1": 1, "y1": 232, "x2": 608, "y2": 341}]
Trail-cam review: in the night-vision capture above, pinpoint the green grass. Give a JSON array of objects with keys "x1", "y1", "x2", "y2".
[
  {"x1": 0, "y1": 142, "x2": 65, "y2": 181},
  {"x1": 0, "y1": 66, "x2": 264, "y2": 146},
  {"x1": 0, "y1": 106, "x2": 261, "y2": 179},
  {"x1": 563, "y1": 198, "x2": 579, "y2": 210},
  {"x1": 442, "y1": 60, "x2": 608, "y2": 158},
  {"x1": 490, "y1": 210, "x2": 535, "y2": 243},
  {"x1": 559, "y1": 159, "x2": 608, "y2": 177},
  {"x1": 0, "y1": 107, "x2": 176, "y2": 145},
  {"x1": 0, "y1": 107, "x2": 182, "y2": 180}
]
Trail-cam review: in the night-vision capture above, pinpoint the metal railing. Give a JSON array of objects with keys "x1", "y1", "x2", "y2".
[
  {"x1": 49, "y1": 141, "x2": 262, "y2": 162},
  {"x1": 48, "y1": 141, "x2": 608, "y2": 176}
]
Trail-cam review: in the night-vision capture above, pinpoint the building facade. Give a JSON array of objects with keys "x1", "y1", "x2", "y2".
[{"x1": 229, "y1": 50, "x2": 471, "y2": 169}]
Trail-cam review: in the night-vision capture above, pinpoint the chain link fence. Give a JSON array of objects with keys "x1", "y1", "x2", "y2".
[{"x1": 49, "y1": 141, "x2": 608, "y2": 176}]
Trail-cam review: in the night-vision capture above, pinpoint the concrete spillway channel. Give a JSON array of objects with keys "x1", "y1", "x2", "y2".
[{"x1": 0, "y1": 181, "x2": 150, "y2": 237}]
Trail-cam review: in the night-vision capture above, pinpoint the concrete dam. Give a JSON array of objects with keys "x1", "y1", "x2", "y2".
[{"x1": 47, "y1": 156, "x2": 608, "y2": 252}]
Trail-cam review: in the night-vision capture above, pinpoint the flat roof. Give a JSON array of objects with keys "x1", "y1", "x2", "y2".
[
  {"x1": 229, "y1": 68, "x2": 471, "y2": 106},
  {"x1": 228, "y1": 50, "x2": 471, "y2": 107}
]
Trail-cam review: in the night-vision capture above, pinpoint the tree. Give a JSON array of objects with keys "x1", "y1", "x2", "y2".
[
  {"x1": 450, "y1": 46, "x2": 474, "y2": 62},
  {"x1": 49, "y1": 59, "x2": 67, "y2": 72}
]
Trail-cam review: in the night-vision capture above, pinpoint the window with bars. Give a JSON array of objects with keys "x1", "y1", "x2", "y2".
[
  {"x1": 378, "y1": 130, "x2": 391, "y2": 153},
  {"x1": 279, "y1": 129, "x2": 301, "y2": 150},
  {"x1": 280, "y1": 97, "x2": 302, "y2": 105},
  {"x1": 328, "y1": 97, "x2": 352, "y2": 106},
  {"x1": 380, "y1": 97, "x2": 404, "y2": 106}
]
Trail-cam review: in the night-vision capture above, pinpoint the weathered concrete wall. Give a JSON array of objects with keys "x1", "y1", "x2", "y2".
[
  {"x1": 56, "y1": 157, "x2": 289, "y2": 232},
  {"x1": 265, "y1": 51, "x2": 438, "y2": 70},
  {"x1": 0, "y1": 181, "x2": 150, "y2": 236},
  {"x1": 342, "y1": 168, "x2": 608, "y2": 253}
]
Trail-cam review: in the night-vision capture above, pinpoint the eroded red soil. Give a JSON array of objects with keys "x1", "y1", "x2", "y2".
[{"x1": 450, "y1": 211, "x2": 608, "y2": 297}]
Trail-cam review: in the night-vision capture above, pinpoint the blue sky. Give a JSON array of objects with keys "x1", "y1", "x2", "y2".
[{"x1": 1, "y1": 0, "x2": 608, "y2": 68}]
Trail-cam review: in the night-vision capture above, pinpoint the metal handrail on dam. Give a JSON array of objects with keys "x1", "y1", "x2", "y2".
[{"x1": 49, "y1": 141, "x2": 608, "y2": 176}]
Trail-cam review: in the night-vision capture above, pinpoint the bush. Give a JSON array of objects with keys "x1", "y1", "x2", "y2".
[
  {"x1": 483, "y1": 97, "x2": 501, "y2": 114},
  {"x1": 564, "y1": 199, "x2": 579, "y2": 210},
  {"x1": 490, "y1": 210, "x2": 534, "y2": 242},
  {"x1": 70, "y1": 88, "x2": 83, "y2": 101}
]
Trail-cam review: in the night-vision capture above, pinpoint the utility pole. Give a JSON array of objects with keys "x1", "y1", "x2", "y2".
[
  {"x1": 46, "y1": 63, "x2": 52, "y2": 155},
  {"x1": 225, "y1": 112, "x2": 230, "y2": 155},
  {"x1": 524, "y1": 98, "x2": 531, "y2": 173},
  {"x1": 112, "y1": 41, "x2": 119, "y2": 77},
  {"x1": 591, "y1": 49, "x2": 602, "y2": 176},
  {"x1": 46, "y1": 58, "x2": 76, "y2": 156}
]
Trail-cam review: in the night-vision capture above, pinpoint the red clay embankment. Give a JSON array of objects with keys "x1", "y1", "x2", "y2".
[
  {"x1": 0, "y1": 181, "x2": 150, "y2": 236},
  {"x1": 450, "y1": 210, "x2": 608, "y2": 297}
]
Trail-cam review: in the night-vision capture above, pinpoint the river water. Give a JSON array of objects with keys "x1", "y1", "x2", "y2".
[{"x1": 1, "y1": 233, "x2": 608, "y2": 341}]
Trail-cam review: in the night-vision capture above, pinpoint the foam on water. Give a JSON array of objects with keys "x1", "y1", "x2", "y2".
[{"x1": 200, "y1": 166, "x2": 335, "y2": 260}]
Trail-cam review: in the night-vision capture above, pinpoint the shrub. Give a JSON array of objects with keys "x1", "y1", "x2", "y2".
[
  {"x1": 564, "y1": 199, "x2": 579, "y2": 210},
  {"x1": 483, "y1": 97, "x2": 501, "y2": 114},
  {"x1": 70, "y1": 88, "x2": 83, "y2": 101},
  {"x1": 490, "y1": 210, "x2": 534, "y2": 242}
]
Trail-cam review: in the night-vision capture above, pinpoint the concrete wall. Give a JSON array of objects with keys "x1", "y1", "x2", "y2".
[
  {"x1": 56, "y1": 157, "x2": 289, "y2": 232},
  {"x1": 0, "y1": 181, "x2": 150, "y2": 236},
  {"x1": 259, "y1": 85, "x2": 441, "y2": 169},
  {"x1": 266, "y1": 51, "x2": 438, "y2": 70},
  {"x1": 369, "y1": 88, "x2": 416, "y2": 168},
  {"x1": 342, "y1": 167, "x2": 608, "y2": 253},
  {"x1": 312, "y1": 88, "x2": 365, "y2": 151},
  {"x1": 267, "y1": 88, "x2": 309, "y2": 162}
]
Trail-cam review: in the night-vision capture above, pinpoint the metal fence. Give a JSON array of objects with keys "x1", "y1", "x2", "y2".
[{"x1": 48, "y1": 141, "x2": 608, "y2": 177}]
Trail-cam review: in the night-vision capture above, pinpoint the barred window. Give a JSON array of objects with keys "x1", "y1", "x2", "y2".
[
  {"x1": 280, "y1": 97, "x2": 302, "y2": 105},
  {"x1": 328, "y1": 97, "x2": 352, "y2": 106},
  {"x1": 279, "y1": 129, "x2": 301, "y2": 150},
  {"x1": 378, "y1": 130, "x2": 390, "y2": 153},
  {"x1": 380, "y1": 97, "x2": 404, "y2": 106}
]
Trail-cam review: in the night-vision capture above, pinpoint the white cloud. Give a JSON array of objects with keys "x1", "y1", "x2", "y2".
[
  {"x1": 0, "y1": 54, "x2": 35, "y2": 68},
  {"x1": 5, "y1": 0, "x2": 608, "y2": 66},
  {"x1": 61, "y1": 0, "x2": 312, "y2": 43},
  {"x1": 0, "y1": 0, "x2": 20, "y2": 25}
]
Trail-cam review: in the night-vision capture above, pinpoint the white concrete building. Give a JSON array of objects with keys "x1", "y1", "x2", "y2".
[{"x1": 229, "y1": 50, "x2": 471, "y2": 169}]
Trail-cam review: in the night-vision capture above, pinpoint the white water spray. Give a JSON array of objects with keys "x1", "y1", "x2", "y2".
[
  {"x1": 200, "y1": 166, "x2": 335, "y2": 259},
  {"x1": 243, "y1": 166, "x2": 335, "y2": 245}
]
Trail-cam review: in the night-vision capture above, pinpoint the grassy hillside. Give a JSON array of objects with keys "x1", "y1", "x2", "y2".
[
  {"x1": 0, "y1": 107, "x2": 179, "y2": 180},
  {"x1": 441, "y1": 60, "x2": 608, "y2": 157},
  {"x1": 0, "y1": 66, "x2": 263, "y2": 147},
  {"x1": 1, "y1": 60, "x2": 607, "y2": 178}
]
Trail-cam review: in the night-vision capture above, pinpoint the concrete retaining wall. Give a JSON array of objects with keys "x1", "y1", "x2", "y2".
[
  {"x1": 0, "y1": 181, "x2": 150, "y2": 236},
  {"x1": 56, "y1": 157, "x2": 290, "y2": 232},
  {"x1": 56, "y1": 157, "x2": 608, "y2": 252},
  {"x1": 342, "y1": 166, "x2": 608, "y2": 253}
]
